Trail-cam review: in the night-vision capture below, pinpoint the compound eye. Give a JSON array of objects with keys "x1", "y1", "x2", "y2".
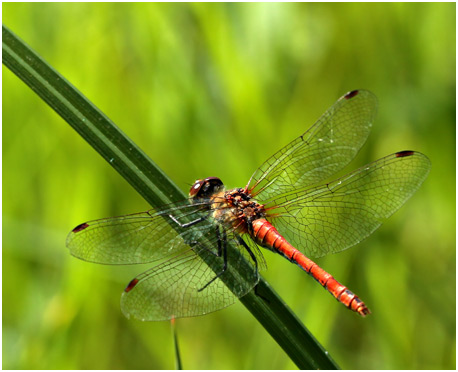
[
  {"x1": 189, "y1": 177, "x2": 224, "y2": 199},
  {"x1": 189, "y1": 179, "x2": 204, "y2": 198}
]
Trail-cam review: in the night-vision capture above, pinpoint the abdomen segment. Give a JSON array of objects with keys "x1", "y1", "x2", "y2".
[{"x1": 251, "y1": 219, "x2": 370, "y2": 316}]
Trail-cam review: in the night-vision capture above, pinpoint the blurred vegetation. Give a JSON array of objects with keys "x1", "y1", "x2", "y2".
[{"x1": 3, "y1": 2, "x2": 455, "y2": 370}]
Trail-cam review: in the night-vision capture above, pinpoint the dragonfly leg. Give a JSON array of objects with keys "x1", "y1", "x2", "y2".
[
  {"x1": 236, "y1": 236, "x2": 259, "y2": 280},
  {"x1": 236, "y1": 236, "x2": 267, "y2": 302},
  {"x1": 197, "y1": 226, "x2": 228, "y2": 292},
  {"x1": 168, "y1": 214, "x2": 207, "y2": 228}
]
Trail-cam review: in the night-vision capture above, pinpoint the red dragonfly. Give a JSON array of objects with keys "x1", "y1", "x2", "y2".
[{"x1": 67, "y1": 90, "x2": 430, "y2": 321}]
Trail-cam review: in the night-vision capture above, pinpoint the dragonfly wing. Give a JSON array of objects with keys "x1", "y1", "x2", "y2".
[
  {"x1": 120, "y1": 233, "x2": 261, "y2": 321},
  {"x1": 67, "y1": 199, "x2": 262, "y2": 320},
  {"x1": 267, "y1": 151, "x2": 431, "y2": 258},
  {"x1": 248, "y1": 90, "x2": 377, "y2": 202},
  {"x1": 66, "y1": 201, "x2": 214, "y2": 264}
]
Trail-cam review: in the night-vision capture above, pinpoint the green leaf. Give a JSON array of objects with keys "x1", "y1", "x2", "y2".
[{"x1": 2, "y1": 24, "x2": 339, "y2": 370}]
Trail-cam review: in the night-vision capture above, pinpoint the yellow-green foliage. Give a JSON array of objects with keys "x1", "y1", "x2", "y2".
[{"x1": 3, "y1": 3, "x2": 455, "y2": 369}]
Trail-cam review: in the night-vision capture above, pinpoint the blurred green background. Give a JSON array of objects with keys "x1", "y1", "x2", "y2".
[{"x1": 3, "y1": 3, "x2": 455, "y2": 369}]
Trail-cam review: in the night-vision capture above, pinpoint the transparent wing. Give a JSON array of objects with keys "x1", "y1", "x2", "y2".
[
  {"x1": 247, "y1": 90, "x2": 377, "y2": 202},
  {"x1": 266, "y1": 151, "x2": 431, "y2": 258},
  {"x1": 66, "y1": 199, "x2": 264, "y2": 320},
  {"x1": 66, "y1": 200, "x2": 212, "y2": 265},
  {"x1": 120, "y1": 233, "x2": 263, "y2": 321}
]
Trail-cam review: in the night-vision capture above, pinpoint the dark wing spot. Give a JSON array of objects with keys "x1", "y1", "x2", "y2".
[
  {"x1": 124, "y1": 278, "x2": 139, "y2": 293},
  {"x1": 395, "y1": 150, "x2": 415, "y2": 158},
  {"x1": 344, "y1": 90, "x2": 359, "y2": 99},
  {"x1": 72, "y1": 222, "x2": 89, "y2": 233}
]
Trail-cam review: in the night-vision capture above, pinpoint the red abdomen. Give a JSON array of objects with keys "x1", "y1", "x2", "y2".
[{"x1": 251, "y1": 219, "x2": 370, "y2": 316}]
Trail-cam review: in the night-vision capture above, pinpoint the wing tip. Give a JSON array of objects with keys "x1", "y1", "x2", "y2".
[
  {"x1": 395, "y1": 150, "x2": 415, "y2": 158},
  {"x1": 344, "y1": 90, "x2": 360, "y2": 99},
  {"x1": 72, "y1": 222, "x2": 89, "y2": 233},
  {"x1": 124, "y1": 278, "x2": 140, "y2": 293}
]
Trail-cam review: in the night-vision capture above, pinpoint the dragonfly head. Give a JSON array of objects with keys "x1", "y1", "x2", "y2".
[{"x1": 189, "y1": 177, "x2": 224, "y2": 201}]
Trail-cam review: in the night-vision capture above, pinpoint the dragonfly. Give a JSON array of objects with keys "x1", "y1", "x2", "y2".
[{"x1": 67, "y1": 90, "x2": 431, "y2": 321}]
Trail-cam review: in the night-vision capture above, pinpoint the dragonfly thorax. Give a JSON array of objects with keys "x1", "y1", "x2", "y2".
[{"x1": 213, "y1": 188, "x2": 267, "y2": 234}]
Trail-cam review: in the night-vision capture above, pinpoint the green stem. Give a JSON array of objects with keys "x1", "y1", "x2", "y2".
[{"x1": 2, "y1": 24, "x2": 339, "y2": 370}]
